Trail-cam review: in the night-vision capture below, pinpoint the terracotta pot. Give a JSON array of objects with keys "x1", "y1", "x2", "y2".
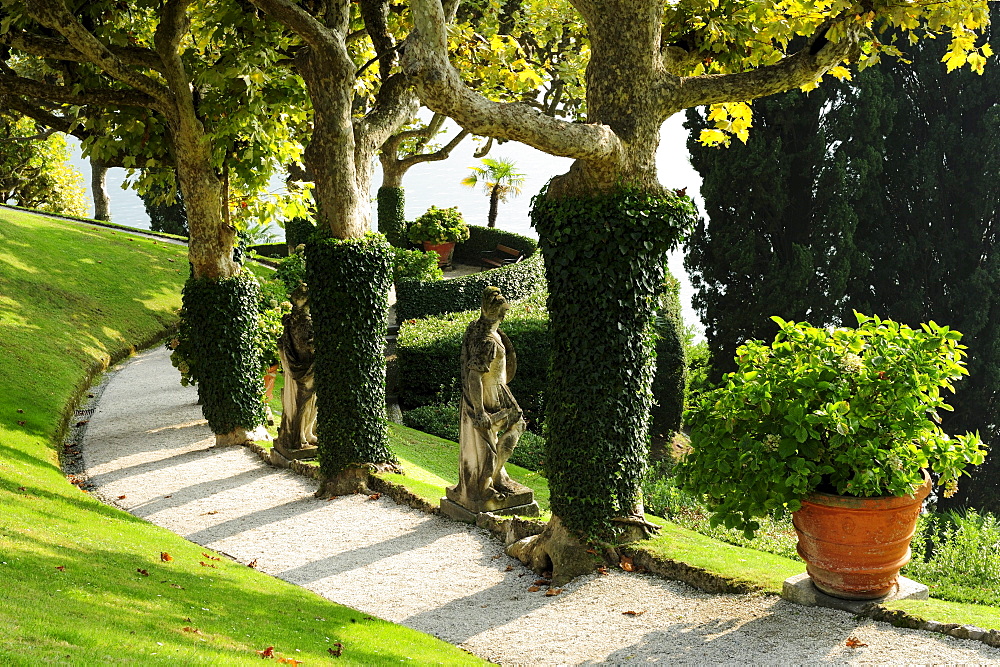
[
  {"x1": 422, "y1": 241, "x2": 456, "y2": 267},
  {"x1": 792, "y1": 470, "x2": 931, "y2": 600},
  {"x1": 263, "y1": 363, "x2": 280, "y2": 401}
]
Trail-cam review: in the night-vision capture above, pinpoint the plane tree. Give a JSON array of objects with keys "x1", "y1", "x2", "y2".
[
  {"x1": 403, "y1": 0, "x2": 992, "y2": 582},
  {"x1": 0, "y1": 0, "x2": 309, "y2": 444}
]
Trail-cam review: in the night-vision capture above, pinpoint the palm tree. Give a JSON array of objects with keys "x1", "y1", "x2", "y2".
[{"x1": 460, "y1": 157, "x2": 525, "y2": 228}]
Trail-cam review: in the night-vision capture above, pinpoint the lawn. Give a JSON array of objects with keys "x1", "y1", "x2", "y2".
[{"x1": 0, "y1": 208, "x2": 482, "y2": 665}]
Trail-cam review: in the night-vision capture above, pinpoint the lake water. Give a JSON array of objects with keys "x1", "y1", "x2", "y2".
[{"x1": 65, "y1": 115, "x2": 705, "y2": 335}]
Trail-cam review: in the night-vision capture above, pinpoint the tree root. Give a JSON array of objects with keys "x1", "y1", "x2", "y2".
[
  {"x1": 506, "y1": 516, "x2": 609, "y2": 586},
  {"x1": 314, "y1": 462, "x2": 402, "y2": 498}
]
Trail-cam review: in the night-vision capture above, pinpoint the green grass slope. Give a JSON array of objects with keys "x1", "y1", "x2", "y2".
[{"x1": 0, "y1": 209, "x2": 481, "y2": 665}]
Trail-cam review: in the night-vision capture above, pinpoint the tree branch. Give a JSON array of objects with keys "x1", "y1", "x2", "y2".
[
  {"x1": 354, "y1": 72, "x2": 418, "y2": 156},
  {"x1": 249, "y1": 0, "x2": 342, "y2": 53},
  {"x1": 676, "y1": 19, "x2": 860, "y2": 110},
  {"x1": 0, "y1": 73, "x2": 160, "y2": 110},
  {"x1": 403, "y1": 0, "x2": 619, "y2": 161},
  {"x1": 26, "y1": 0, "x2": 172, "y2": 107},
  {"x1": 2, "y1": 30, "x2": 165, "y2": 73},
  {"x1": 398, "y1": 127, "x2": 468, "y2": 170}
]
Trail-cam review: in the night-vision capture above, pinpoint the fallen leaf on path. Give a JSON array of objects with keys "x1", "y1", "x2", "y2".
[
  {"x1": 622, "y1": 610, "x2": 645, "y2": 616},
  {"x1": 75, "y1": 420, "x2": 88, "y2": 427},
  {"x1": 527, "y1": 585, "x2": 541, "y2": 592},
  {"x1": 620, "y1": 556, "x2": 635, "y2": 572},
  {"x1": 545, "y1": 588, "x2": 562, "y2": 596},
  {"x1": 328, "y1": 643, "x2": 343, "y2": 657},
  {"x1": 533, "y1": 578, "x2": 550, "y2": 586},
  {"x1": 118, "y1": 495, "x2": 127, "y2": 500},
  {"x1": 248, "y1": 559, "x2": 258, "y2": 568},
  {"x1": 368, "y1": 493, "x2": 381, "y2": 501},
  {"x1": 257, "y1": 646, "x2": 275, "y2": 658},
  {"x1": 160, "y1": 552, "x2": 173, "y2": 562},
  {"x1": 597, "y1": 566, "x2": 609, "y2": 575},
  {"x1": 845, "y1": 637, "x2": 868, "y2": 648},
  {"x1": 164, "y1": 495, "x2": 172, "y2": 498},
  {"x1": 136, "y1": 569, "x2": 149, "y2": 577},
  {"x1": 200, "y1": 511, "x2": 218, "y2": 516},
  {"x1": 504, "y1": 565, "x2": 513, "y2": 572}
]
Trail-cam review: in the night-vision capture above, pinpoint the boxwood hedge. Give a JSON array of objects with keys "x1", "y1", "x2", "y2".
[{"x1": 394, "y1": 225, "x2": 544, "y2": 322}]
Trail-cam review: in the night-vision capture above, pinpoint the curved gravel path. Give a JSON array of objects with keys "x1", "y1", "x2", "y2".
[{"x1": 80, "y1": 347, "x2": 1000, "y2": 665}]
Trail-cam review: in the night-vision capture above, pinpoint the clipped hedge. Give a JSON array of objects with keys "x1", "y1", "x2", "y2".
[
  {"x1": 395, "y1": 225, "x2": 544, "y2": 322},
  {"x1": 249, "y1": 242, "x2": 288, "y2": 259},
  {"x1": 532, "y1": 186, "x2": 696, "y2": 539},
  {"x1": 285, "y1": 216, "x2": 316, "y2": 250},
  {"x1": 396, "y1": 292, "x2": 549, "y2": 427},
  {"x1": 180, "y1": 273, "x2": 266, "y2": 435},
  {"x1": 307, "y1": 234, "x2": 395, "y2": 477}
]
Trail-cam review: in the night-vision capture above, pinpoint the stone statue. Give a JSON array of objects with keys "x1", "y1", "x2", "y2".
[
  {"x1": 441, "y1": 286, "x2": 538, "y2": 521},
  {"x1": 274, "y1": 283, "x2": 318, "y2": 460}
]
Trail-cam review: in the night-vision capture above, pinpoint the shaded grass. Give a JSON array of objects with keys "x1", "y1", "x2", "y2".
[{"x1": 0, "y1": 208, "x2": 482, "y2": 665}]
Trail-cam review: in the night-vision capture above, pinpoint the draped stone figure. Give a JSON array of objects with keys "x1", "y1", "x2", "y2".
[
  {"x1": 274, "y1": 283, "x2": 318, "y2": 460},
  {"x1": 441, "y1": 286, "x2": 538, "y2": 521}
]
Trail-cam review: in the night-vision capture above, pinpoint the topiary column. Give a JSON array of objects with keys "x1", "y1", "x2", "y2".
[
  {"x1": 377, "y1": 186, "x2": 407, "y2": 248},
  {"x1": 307, "y1": 234, "x2": 396, "y2": 494},
  {"x1": 530, "y1": 187, "x2": 694, "y2": 541},
  {"x1": 180, "y1": 273, "x2": 266, "y2": 444}
]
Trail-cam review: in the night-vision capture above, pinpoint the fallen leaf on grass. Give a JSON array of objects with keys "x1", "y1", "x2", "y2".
[
  {"x1": 328, "y1": 643, "x2": 344, "y2": 657},
  {"x1": 527, "y1": 585, "x2": 541, "y2": 592},
  {"x1": 170, "y1": 583, "x2": 185, "y2": 589},
  {"x1": 845, "y1": 637, "x2": 868, "y2": 648},
  {"x1": 277, "y1": 659, "x2": 302, "y2": 665},
  {"x1": 201, "y1": 553, "x2": 220, "y2": 561},
  {"x1": 17, "y1": 486, "x2": 25, "y2": 492},
  {"x1": 545, "y1": 588, "x2": 562, "y2": 596},
  {"x1": 160, "y1": 552, "x2": 173, "y2": 562},
  {"x1": 257, "y1": 646, "x2": 275, "y2": 658},
  {"x1": 199, "y1": 561, "x2": 216, "y2": 568},
  {"x1": 182, "y1": 627, "x2": 201, "y2": 634},
  {"x1": 622, "y1": 610, "x2": 645, "y2": 616},
  {"x1": 55, "y1": 566, "x2": 65, "y2": 572},
  {"x1": 136, "y1": 569, "x2": 149, "y2": 577},
  {"x1": 17, "y1": 420, "x2": 25, "y2": 426},
  {"x1": 16, "y1": 408, "x2": 23, "y2": 413},
  {"x1": 368, "y1": 493, "x2": 381, "y2": 501},
  {"x1": 248, "y1": 559, "x2": 258, "y2": 568},
  {"x1": 620, "y1": 556, "x2": 635, "y2": 572}
]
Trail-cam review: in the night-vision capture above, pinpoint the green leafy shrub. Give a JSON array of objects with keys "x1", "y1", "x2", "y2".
[
  {"x1": 285, "y1": 215, "x2": 316, "y2": 249},
  {"x1": 394, "y1": 226, "x2": 544, "y2": 322},
  {"x1": 508, "y1": 430, "x2": 546, "y2": 472},
  {"x1": 249, "y1": 242, "x2": 288, "y2": 259},
  {"x1": 906, "y1": 509, "x2": 1000, "y2": 606},
  {"x1": 396, "y1": 292, "x2": 549, "y2": 427},
  {"x1": 678, "y1": 313, "x2": 988, "y2": 537},
  {"x1": 275, "y1": 249, "x2": 307, "y2": 293},
  {"x1": 407, "y1": 206, "x2": 470, "y2": 245},
  {"x1": 402, "y1": 404, "x2": 460, "y2": 443},
  {"x1": 391, "y1": 246, "x2": 443, "y2": 283}
]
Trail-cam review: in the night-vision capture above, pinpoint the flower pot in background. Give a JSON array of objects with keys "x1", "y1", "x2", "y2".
[
  {"x1": 423, "y1": 241, "x2": 456, "y2": 267},
  {"x1": 793, "y1": 470, "x2": 931, "y2": 600}
]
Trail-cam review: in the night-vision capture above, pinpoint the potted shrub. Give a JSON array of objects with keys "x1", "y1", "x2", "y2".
[
  {"x1": 407, "y1": 205, "x2": 470, "y2": 267},
  {"x1": 676, "y1": 313, "x2": 987, "y2": 600}
]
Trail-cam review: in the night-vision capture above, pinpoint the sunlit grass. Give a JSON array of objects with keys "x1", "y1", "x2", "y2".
[{"x1": 0, "y1": 208, "x2": 483, "y2": 665}]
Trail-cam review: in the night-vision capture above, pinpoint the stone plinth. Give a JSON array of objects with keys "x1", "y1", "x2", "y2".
[
  {"x1": 440, "y1": 481, "x2": 539, "y2": 523},
  {"x1": 782, "y1": 572, "x2": 928, "y2": 613},
  {"x1": 272, "y1": 442, "x2": 318, "y2": 462}
]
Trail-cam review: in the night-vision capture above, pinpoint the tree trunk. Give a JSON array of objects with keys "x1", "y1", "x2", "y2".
[
  {"x1": 488, "y1": 185, "x2": 499, "y2": 228},
  {"x1": 90, "y1": 158, "x2": 111, "y2": 222}
]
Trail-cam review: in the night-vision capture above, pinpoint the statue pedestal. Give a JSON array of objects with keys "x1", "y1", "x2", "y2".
[
  {"x1": 273, "y1": 441, "x2": 318, "y2": 461},
  {"x1": 440, "y1": 482, "x2": 540, "y2": 523}
]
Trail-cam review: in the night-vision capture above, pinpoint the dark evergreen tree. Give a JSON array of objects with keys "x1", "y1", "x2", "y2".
[
  {"x1": 684, "y1": 85, "x2": 862, "y2": 381},
  {"x1": 686, "y1": 11, "x2": 1000, "y2": 511},
  {"x1": 140, "y1": 174, "x2": 189, "y2": 237}
]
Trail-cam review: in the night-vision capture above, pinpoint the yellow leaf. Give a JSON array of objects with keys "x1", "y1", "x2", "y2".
[
  {"x1": 983, "y1": 44, "x2": 994, "y2": 57},
  {"x1": 699, "y1": 129, "x2": 729, "y2": 146},
  {"x1": 828, "y1": 65, "x2": 852, "y2": 80},
  {"x1": 707, "y1": 105, "x2": 728, "y2": 122}
]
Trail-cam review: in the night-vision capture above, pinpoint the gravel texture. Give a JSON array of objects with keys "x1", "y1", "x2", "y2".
[{"x1": 81, "y1": 347, "x2": 1000, "y2": 665}]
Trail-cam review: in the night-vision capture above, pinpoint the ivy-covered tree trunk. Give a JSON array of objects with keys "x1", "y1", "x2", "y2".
[
  {"x1": 307, "y1": 237, "x2": 397, "y2": 495},
  {"x1": 377, "y1": 185, "x2": 407, "y2": 248}
]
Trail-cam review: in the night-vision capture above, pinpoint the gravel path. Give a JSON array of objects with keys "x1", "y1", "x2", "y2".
[{"x1": 81, "y1": 347, "x2": 1000, "y2": 665}]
